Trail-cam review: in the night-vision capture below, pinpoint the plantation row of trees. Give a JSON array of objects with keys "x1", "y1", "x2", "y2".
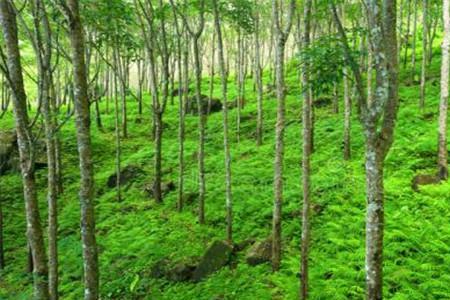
[{"x1": 0, "y1": 0, "x2": 448, "y2": 299}]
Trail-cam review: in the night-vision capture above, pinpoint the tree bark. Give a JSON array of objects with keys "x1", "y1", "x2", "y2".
[
  {"x1": 212, "y1": 0, "x2": 233, "y2": 245},
  {"x1": 271, "y1": 0, "x2": 295, "y2": 272},
  {"x1": 438, "y1": 0, "x2": 449, "y2": 180},
  {"x1": 300, "y1": 0, "x2": 312, "y2": 297},
  {"x1": 31, "y1": 1, "x2": 59, "y2": 296},
  {"x1": 343, "y1": 67, "x2": 351, "y2": 160},
  {"x1": 0, "y1": 199, "x2": 4, "y2": 270},
  {"x1": 0, "y1": 1, "x2": 49, "y2": 298},
  {"x1": 420, "y1": 0, "x2": 428, "y2": 110},
  {"x1": 62, "y1": 1, "x2": 99, "y2": 298},
  {"x1": 254, "y1": 8, "x2": 264, "y2": 146}
]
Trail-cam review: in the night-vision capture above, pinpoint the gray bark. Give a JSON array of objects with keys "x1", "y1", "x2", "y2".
[
  {"x1": 0, "y1": 1, "x2": 49, "y2": 298},
  {"x1": 212, "y1": 0, "x2": 233, "y2": 245},
  {"x1": 271, "y1": 0, "x2": 295, "y2": 272},
  {"x1": 438, "y1": 0, "x2": 449, "y2": 180},
  {"x1": 60, "y1": 1, "x2": 99, "y2": 298}
]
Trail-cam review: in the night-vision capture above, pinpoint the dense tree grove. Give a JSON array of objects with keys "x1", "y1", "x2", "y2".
[{"x1": 0, "y1": 0, "x2": 449, "y2": 299}]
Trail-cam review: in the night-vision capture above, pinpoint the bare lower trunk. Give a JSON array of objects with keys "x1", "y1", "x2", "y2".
[
  {"x1": 272, "y1": 39, "x2": 286, "y2": 272},
  {"x1": 438, "y1": 0, "x2": 449, "y2": 180},
  {"x1": 300, "y1": 1, "x2": 312, "y2": 297},
  {"x1": 0, "y1": 2, "x2": 49, "y2": 298},
  {"x1": 64, "y1": 1, "x2": 99, "y2": 298},
  {"x1": 213, "y1": 0, "x2": 233, "y2": 245},
  {"x1": 113, "y1": 69, "x2": 122, "y2": 202},
  {"x1": 0, "y1": 200, "x2": 4, "y2": 270},
  {"x1": 365, "y1": 141, "x2": 384, "y2": 300},
  {"x1": 154, "y1": 113, "x2": 163, "y2": 203},
  {"x1": 343, "y1": 67, "x2": 351, "y2": 160},
  {"x1": 254, "y1": 11, "x2": 264, "y2": 146},
  {"x1": 420, "y1": 0, "x2": 428, "y2": 110},
  {"x1": 411, "y1": 0, "x2": 418, "y2": 80},
  {"x1": 193, "y1": 38, "x2": 206, "y2": 224}
]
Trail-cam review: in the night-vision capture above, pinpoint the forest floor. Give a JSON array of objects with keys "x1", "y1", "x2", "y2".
[{"x1": 1, "y1": 52, "x2": 450, "y2": 300}]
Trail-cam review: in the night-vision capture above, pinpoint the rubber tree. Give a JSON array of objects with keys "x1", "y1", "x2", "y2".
[
  {"x1": 271, "y1": 0, "x2": 295, "y2": 272},
  {"x1": 438, "y1": 0, "x2": 449, "y2": 180},
  {"x1": 331, "y1": 0, "x2": 399, "y2": 298},
  {"x1": 0, "y1": 1, "x2": 49, "y2": 298},
  {"x1": 57, "y1": 0, "x2": 99, "y2": 298}
]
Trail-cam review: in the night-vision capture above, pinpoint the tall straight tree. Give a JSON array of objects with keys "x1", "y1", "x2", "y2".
[
  {"x1": 171, "y1": 3, "x2": 186, "y2": 211},
  {"x1": 212, "y1": 0, "x2": 233, "y2": 245},
  {"x1": 300, "y1": 0, "x2": 312, "y2": 297},
  {"x1": 420, "y1": 0, "x2": 428, "y2": 109},
  {"x1": 57, "y1": 0, "x2": 99, "y2": 298},
  {"x1": 438, "y1": 0, "x2": 449, "y2": 180},
  {"x1": 271, "y1": 0, "x2": 295, "y2": 272},
  {"x1": 0, "y1": 1, "x2": 49, "y2": 298},
  {"x1": 0, "y1": 199, "x2": 3, "y2": 270},
  {"x1": 30, "y1": 0, "x2": 59, "y2": 297},
  {"x1": 332, "y1": 0, "x2": 399, "y2": 298},
  {"x1": 254, "y1": 5, "x2": 264, "y2": 146},
  {"x1": 135, "y1": 0, "x2": 171, "y2": 203},
  {"x1": 172, "y1": 0, "x2": 207, "y2": 224}
]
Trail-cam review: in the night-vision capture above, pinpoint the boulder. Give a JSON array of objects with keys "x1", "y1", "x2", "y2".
[
  {"x1": 150, "y1": 258, "x2": 170, "y2": 279},
  {"x1": 143, "y1": 180, "x2": 176, "y2": 198},
  {"x1": 187, "y1": 95, "x2": 222, "y2": 115},
  {"x1": 411, "y1": 174, "x2": 441, "y2": 192},
  {"x1": 233, "y1": 238, "x2": 256, "y2": 253},
  {"x1": 245, "y1": 237, "x2": 272, "y2": 266},
  {"x1": 0, "y1": 130, "x2": 47, "y2": 175},
  {"x1": 313, "y1": 97, "x2": 332, "y2": 108},
  {"x1": 166, "y1": 262, "x2": 197, "y2": 282},
  {"x1": 0, "y1": 130, "x2": 18, "y2": 175},
  {"x1": 150, "y1": 258, "x2": 197, "y2": 282},
  {"x1": 192, "y1": 240, "x2": 233, "y2": 282},
  {"x1": 107, "y1": 165, "x2": 145, "y2": 188}
]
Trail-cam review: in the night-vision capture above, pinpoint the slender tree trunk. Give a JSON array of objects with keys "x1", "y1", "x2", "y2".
[
  {"x1": 208, "y1": 31, "x2": 216, "y2": 115},
  {"x1": 411, "y1": 0, "x2": 418, "y2": 80},
  {"x1": 271, "y1": 0, "x2": 295, "y2": 272},
  {"x1": 343, "y1": 67, "x2": 352, "y2": 160},
  {"x1": 300, "y1": 1, "x2": 312, "y2": 297},
  {"x1": 0, "y1": 2, "x2": 49, "y2": 298},
  {"x1": 31, "y1": 1, "x2": 59, "y2": 297},
  {"x1": 0, "y1": 199, "x2": 4, "y2": 270},
  {"x1": 213, "y1": 0, "x2": 233, "y2": 245},
  {"x1": 255, "y1": 10, "x2": 264, "y2": 146},
  {"x1": 420, "y1": 0, "x2": 428, "y2": 110},
  {"x1": 63, "y1": 1, "x2": 99, "y2": 298},
  {"x1": 113, "y1": 52, "x2": 122, "y2": 202},
  {"x1": 438, "y1": 0, "x2": 449, "y2": 180},
  {"x1": 403, "y1": 0, "x2": 412, "y2": 68},
  {"x1": 333, "y1": 82, "x2": 339, "y2": 114},
  {"x1": 193, "y1": 37, "x2": 206, "y2": 224}
]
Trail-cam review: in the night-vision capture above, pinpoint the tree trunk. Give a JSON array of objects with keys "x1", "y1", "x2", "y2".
[
  {"x1": 300, "y1": 0, "x2": 312, "y2": 297},
  {"x1": 343, "y1": 67, "x2": 351, "y2": 160},
  {"x1": 64, "y1": 1, "x2": 99, "y2": 298},
  {"x1": 0, "y1": 199, "x2": 4, "y2": 270},
  {"x1": 193, "y1": 37, "x2": 206, "y2": 224},
  {"x1": 420, "y1": 0, "x2": 427, "y2": 110},
  {"x1": 438, "y1": 0, "x2": 449, "y2": 180},
  {"x1": 411, "y1": 0, "x2": 418, "y2": 80},
  {"x1": 255, "y1": 9, "x2": 264, "y2": 146},
  {"x1": 213, "y1": 0, "x2": 233, "y2": 245},
  {"x1": 364, "y1": 140, "x2": 385, "y2": 300},
  {"x1": 271, "y1": 0, "x2": 295, "y2": 272},
  {"x1": 0, "y1": 2, "x2": 49, "y2": 299}
]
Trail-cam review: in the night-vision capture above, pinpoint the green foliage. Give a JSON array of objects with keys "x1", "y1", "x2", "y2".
[{"x1": 1, "y1": 23, "x2": 450, "y2": 300}]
